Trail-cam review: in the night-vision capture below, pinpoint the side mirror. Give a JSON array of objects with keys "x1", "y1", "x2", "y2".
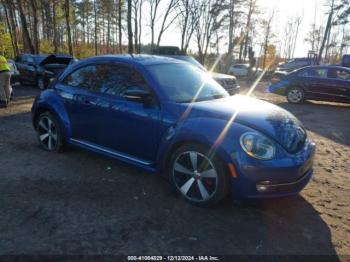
[{"x1": 122, "y1": 88, "x2": 154, "y2": 105}]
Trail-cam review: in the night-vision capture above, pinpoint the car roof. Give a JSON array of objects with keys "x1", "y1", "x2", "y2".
[
  {"x1": 298, "y1": 65, "x2": 350, "y2": 71},
  {"x1": 79, "y1": 54, "x2": 184, "y2": 67}
]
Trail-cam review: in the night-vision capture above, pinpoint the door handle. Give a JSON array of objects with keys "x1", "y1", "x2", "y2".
[{"x1": 83, "y1": 99, "x2": 94, "y2": 105}]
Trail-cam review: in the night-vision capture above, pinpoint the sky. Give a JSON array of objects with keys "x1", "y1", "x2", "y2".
[
  {"x1": 158, "y1": 0, "x2": 329, "y2": 58},
  {"x1": 258, "y1": 0, "x2": 327, "y2": 57}
]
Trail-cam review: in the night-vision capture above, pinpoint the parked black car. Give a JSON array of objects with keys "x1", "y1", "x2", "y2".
[
  {"x1": 15, "y1": 54, "x2": 73, "y2": 89},
  {"x1": 268, "y1": 65, "x2": 350, "y2": 104}
]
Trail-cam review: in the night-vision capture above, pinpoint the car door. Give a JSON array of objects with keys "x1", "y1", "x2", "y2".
[
  {"x1": 297, "y1": 68, "x2": 333, "y2": 99},
  {"x1": 55, "y1": 64, "x2": 105, "y2": 143},
  {"x1": 92, "y1": 63, "x2": 161, "y2": 162},
  {"x1": 327, "y1": 68, "x2": 350, "y2": 101}
]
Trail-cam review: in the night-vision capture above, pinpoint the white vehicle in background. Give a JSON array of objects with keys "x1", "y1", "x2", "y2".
[
  {"x1": 228, "y1": 64, "x2": 250, "y2": 77},
  {"x1": 228, "y1": 63, "x2": 263, "y2": 77}
]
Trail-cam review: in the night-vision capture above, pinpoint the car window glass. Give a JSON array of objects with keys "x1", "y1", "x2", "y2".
[
  {"x1": 328, "y1": 69, "x2": 350, "y2": 81},
  {"x1": 98, "y1": 65, "x2": 149, "y2": 97},
  {"x1": 27, "y1": 56, "x2": 35, "y2": 64},
  {"x1": 148, "y1": 63, "x2": 228, "y2": 103},
  {"x1": 299, "y1": 68, "x2": 327, "y2": 78},
  {"x1": 63, "y1": 65, "x2": 98, "y2": 90}
]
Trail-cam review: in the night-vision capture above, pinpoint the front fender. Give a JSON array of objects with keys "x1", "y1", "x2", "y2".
[
  {"x1": 156, "y1": 117, "x2": 250, "y2": 175},
  {"x1": 31, "y1": 89, "x2": 71, "y2": 141}
]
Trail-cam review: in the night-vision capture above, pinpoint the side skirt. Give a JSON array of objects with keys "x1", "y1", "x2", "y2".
[{"x1": 69, "y1": 138, "x2": 157, "y2": 173}]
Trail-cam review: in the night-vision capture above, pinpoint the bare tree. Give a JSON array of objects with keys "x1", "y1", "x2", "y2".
[
  {"x1": 195, "y1": 0, "x2": 225, "y2": 64},
  {"x1": 262, "y1": 11, "x2": 274, "y2": 69},
  {"x1": 148, "y1": 0, "x2": 160, "y2": 50},
  {"x1": 132, "y1": 0, "x2": 143, "y2": 53},
  {"x1": 65, "y1": 0, "x2": 74, "y2": 56},
  {"x1": 118, "y1": 0, "x2": 123, "y2": 53},
  {"x1": 16, "y1": 0, "x2": 35, "y2": 53},
  {"x1": 93, "y1": 0, "x2": 98, "y2": 55},
  {"x1": 127, "y1": 0, "x2": 133, "y2": 53},
  {"x1": 29, "y1": 0, "x2": 39, "y2": 53},
  {"x1": 176, "y1": 0, "x2": 198, "y2": 53},
  {"x1": 282, "y1": 15, "x2": 303, "y2": 59},
  {"x1": 156, "y1": 0, "x2": 179, "y2": 47},
  {"x1": 148, "y1": 0, "x2": 179, "y2": 49},
  {"x1": 52, "y1": 0, "x2": 58, "y2": 53},
  {"x1": 242, "y1": 0, "x2": 258, "y2": 61},
  {"x1": 227, "y1": 0, "x2": 236, "y2": 54}
]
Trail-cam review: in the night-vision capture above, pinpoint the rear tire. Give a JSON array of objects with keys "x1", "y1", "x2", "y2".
[
  {"x1": 35, "y1": 112, "x2": 64, "y2": 152},
  {"x1": 168, "y1": 144, "x2": 230, "y2": 207},
  {"x1": 287, "y1": 87, "x2": 304, "y2": 104}
]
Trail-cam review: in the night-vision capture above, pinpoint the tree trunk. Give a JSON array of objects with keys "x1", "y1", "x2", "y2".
[
  {"x1": 53, "y1": 0, "x2": 58, "y2": 53},
  {"x1": 29, "y1": 0, "x2": 39, "y2": 54},
  {"x1": 65, "y1": 0, "x2": 73, "y2": 56},
  {"x1": 318, "y1": 0, "x2": 334, "y2": 63},
  {"x1": 118, "y1": 0, "x2": 123, "y2": 53},
  {"x1": 127, "y1": 0, "x2": 133, "y2": 54},
  {"x1": 3, "y1": 4, "x2": 17, "y2": 57},
  {"x1": 3, "y1": 1, "x2": 19, "y2": 56},
  {"x1": 138, "y1": 0, "x2": 143, "y2": 53},
  {"x1": 133, "y1": 2, "x2": 138, "y2": 53},
  {"x1": 17, "y1": 0, "x2": 35, "y2": 54},
  {"x1": 94, "y1": 0, "x2": 98, "y2": 55},
  {"x1": 227, "y1": 0, "x2": 235, "y2": 54}
]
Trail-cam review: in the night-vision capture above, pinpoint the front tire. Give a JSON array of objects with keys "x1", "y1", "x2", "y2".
[
  {"x1": 35, "y1": 112, "x2": 64, "y2": 152},
  {"x1": 287, "y1": 87, "x2": 304, "y2": 104},
  {"x1": 169, "y1": 144, "x2": 230, "y2": 207}
]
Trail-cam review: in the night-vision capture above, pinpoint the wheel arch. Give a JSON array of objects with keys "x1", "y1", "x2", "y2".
[
  {"x1": 160, "y1": 138, "x2": 233, "y2": 180},
  {"x1": 32, "y1": 91, "x2": 72, "y2": 141}
]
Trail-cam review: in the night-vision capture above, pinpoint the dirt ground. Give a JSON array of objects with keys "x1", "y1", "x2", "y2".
[{"x1": 0, "y1": 83, "x2": 349, "y2": 259}]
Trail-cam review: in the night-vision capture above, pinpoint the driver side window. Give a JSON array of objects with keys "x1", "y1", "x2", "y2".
[{"x1": 99, "y1": 65, "x2": 150, "y2": 98}]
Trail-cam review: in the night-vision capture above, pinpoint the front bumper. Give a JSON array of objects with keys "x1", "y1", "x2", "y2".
[
  {"x1": 230, "y1": 139, "x2": 316, "y2": 199},
  {"x1": 267, "y1": 80, "x2": 289, "y2": 95},
  {"x1": 251, "y1": 168, "x2": 313, "y2": 198}
]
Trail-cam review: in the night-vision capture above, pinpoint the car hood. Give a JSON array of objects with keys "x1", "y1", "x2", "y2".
[
  {"x1": 181, "y1": 95, "x2": 306, "y2": 153},
  {"x1": 39, "y1": 55, "x2": 72, "y2": 66},
  {"x1": 210, "y1": 72, "x2": 236, "y2": 80}
]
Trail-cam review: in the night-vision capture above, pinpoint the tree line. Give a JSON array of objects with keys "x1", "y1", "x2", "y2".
[{"x1": 0, "y1": 0, "x2": 349, "y2": 67}]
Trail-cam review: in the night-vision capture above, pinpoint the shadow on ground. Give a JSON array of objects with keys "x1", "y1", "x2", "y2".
[{"x1": 277, "y1": 101, "x2": 350, "y2": 147}]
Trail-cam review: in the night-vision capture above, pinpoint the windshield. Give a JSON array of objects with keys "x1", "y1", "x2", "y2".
[
  {"x1": 34, "y1": 55, "x2": 48, "y2": 64},
  {"x1": 148, "y1": 63, "x2": 229, "y2": 103},
  {"x1": 174, "y1": 56, "x2": 207, "y2": 71}
]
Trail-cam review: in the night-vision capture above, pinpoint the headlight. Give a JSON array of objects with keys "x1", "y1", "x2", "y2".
[{"x1": 240, "y1": 132, "x2": 275, "y2": 160}]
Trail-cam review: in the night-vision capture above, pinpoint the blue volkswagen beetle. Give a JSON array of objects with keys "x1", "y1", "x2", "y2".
[{"x1": 31, "y1": 55, "x2": 315, "y2": 206}]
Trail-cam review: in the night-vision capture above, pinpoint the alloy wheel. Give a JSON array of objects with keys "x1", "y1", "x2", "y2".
[
  {"x1": 37, "y1": 116, "x2": 58, "y2": 151},
  {"x1": 172, "y1": 151, "x2": 218, "y2": 202},
  {"x1": 288, "y1": 89, "x2": 303, "y2": 103}
]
